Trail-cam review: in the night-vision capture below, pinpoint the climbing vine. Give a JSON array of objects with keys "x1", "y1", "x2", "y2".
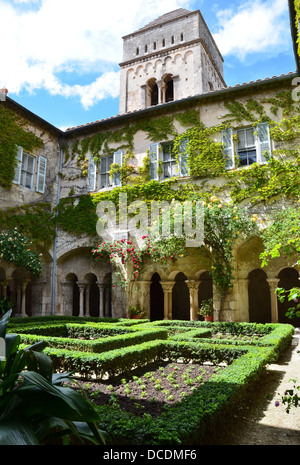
[
  {"x1": 0, "y1": 105, "x2": 43, "y2": 188},
  {"x1": 0, "y1": 229, "x2": 42, "y2": 276}
]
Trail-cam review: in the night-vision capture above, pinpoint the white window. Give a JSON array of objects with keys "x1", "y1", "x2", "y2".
[
  {"x1": 99, "y1": 155, "x2": 113, "y2": 189},
  {"x1": 13, "y1": 146, "x2": 36, "y2": 190},
  {"x1": 222, "y1": 122, "x2": 271, "y2": 169}
]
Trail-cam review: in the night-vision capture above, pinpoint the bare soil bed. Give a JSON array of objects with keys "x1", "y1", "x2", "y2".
[{"x1": 73, "y1": 361, "x2": 225, "y2": 418}]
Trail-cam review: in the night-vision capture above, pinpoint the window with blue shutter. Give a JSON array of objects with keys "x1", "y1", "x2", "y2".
[
  {"x1": 236, "y1": 127, "x2": 257, "y2": 166},
  {"x1": 100, "y1": 155, "x2": 113, "y2": 188},
  {"x1": 113, "y1": 150, "x2": 123, "y2": 187},
  {"x1": 87, "y1": 156, "x2": 96, "y2": 192},
  {"x1": 13, "y1": 146, "x2": 23, "y2": 184},
  {"x1": 178, "y1": 138, "x2": 189, "y2": 177},
  {"x1": 36, "y1": 155, "x2": 47, "y2": 193},
  {"x1": 149, "y1": 143, "x2": 159, "y2": 180}
]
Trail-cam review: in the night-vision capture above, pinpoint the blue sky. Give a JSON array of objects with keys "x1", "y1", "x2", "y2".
[{"x1": 0, "y1": 0, "x2": 296, "y2": 130}]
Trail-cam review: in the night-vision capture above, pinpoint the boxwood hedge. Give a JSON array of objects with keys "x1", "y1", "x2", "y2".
[{"x1": 13, "y1": 317, "x2": 294, "y2": 445}]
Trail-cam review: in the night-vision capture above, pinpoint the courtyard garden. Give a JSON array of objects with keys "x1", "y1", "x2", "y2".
[{"x1": 3, "y1": 313, "x2": 294, "y2": 445}]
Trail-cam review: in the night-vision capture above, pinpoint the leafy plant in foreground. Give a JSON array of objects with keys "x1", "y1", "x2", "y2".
[{"x1": 0, "y1": 311, "x2": 108, "y2": 445}]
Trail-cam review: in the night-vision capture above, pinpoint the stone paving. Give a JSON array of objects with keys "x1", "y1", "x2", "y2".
[{"x1": 204, "y1": 328, "x2": 300, "y2": 445}]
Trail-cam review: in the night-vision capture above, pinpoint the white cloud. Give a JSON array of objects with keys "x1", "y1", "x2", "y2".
[
  {"x1": 0, "y1": 0, "x2": 190, "y2": 108},
  {"x1": 213, "y1": 0, "x2": 290, "y2": 61}
]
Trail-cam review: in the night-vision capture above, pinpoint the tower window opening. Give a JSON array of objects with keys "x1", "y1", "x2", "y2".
[
  {"x1": 136, "y1": 47, "x2": 139, "y2": 55},
  {"x1": 153, "y1": 41, "x2": 156, "y2": 50},
  {"x1": 145, "y1": 45, "x2": 148, "y2": 53},
  {"x1": 180, "y1": 33, "x2": 184, "y2": 41},
  {"x1": 171, "y1": 35, "x2": 174, "y2": 44},
  {"x1": 164, "y1": 74, "x2": 174, "y2": 103},
  {"x1": 162, "y1": 38, "x2": 165, "y2": 47}
]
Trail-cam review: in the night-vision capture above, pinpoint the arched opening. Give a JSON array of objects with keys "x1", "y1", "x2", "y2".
[
  {"x1": 198, "y1": 271, "x2": 213, "y2": 312},
  {"x1": 164, "y1": 75, "x2": 174, "y2": 103},
  {"x1": 150, "y1": 272, "x2": 164, "y2": 321},
  {"x1": 85, "y1": 273, "x2": 99, "y2": 317},
  {"x1": 248, "y1": 269, "x2": 271, "y2": 323},
  {"x1": 66, "y1": 273, "x2": 79, "y2": 317},
  {"x1": 278, "y1": 268, "x2": 300, "y2": 326},
  {"x1": 172, "y1": 272, "x2": 189, "y2": 320},
  {"x1": 147, "y1": 78, "x2": 158, "y2": 107}
]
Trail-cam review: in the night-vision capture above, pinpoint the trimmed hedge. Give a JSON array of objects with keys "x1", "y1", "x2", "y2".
[
  {"x1": 18, "y1": 327, "x2": 168, "y2": 354},
  {"x1": 94, "y1": 342, "x2": 275, "y2": 445},
  {"x1": 13, "y1": 317, "x2": 294, "y2": 445}
]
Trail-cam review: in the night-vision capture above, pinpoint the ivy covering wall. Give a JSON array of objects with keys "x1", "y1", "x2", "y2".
[{"x1": 0, "y1": 106, "x2": 43, "y2": 189}]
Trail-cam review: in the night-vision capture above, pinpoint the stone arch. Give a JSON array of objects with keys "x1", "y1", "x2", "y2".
[
  {"x1": 150, "y1": 272, "x2": 164, "y2": 321},
  {"x1": 248, "y1": 269, "x2": 271, "y2": 323},
  {"x1": 84, "y1": 272, "x2": 99, "y2": 317},
  {"x1": 154, "y1": 59, "x2": 163, "y2": 73},
  {"x1": 65, "y1": 272, "x2": 79, "y2": 317},
  {"x1": 162, "y1": 73, "x2": 174, "y2": 103},
  {"x1": 277, "y1": 267, "x2": 300, "y2": 326},
  {"x1": 173, "y1": 53, "x2": 182, "y2": 65},
  {"x1": 135, "y1": 65, "x2": 144, "y2": 77},
  {"x1": 146, "y1": 77, "x2": 158, "y2": 106},
  {"x1": 183, "y1": 50, "x2": 193, "y2": 63},
  {"x1": 172, "y1": 271, "x2": 189, "y2": 320}
]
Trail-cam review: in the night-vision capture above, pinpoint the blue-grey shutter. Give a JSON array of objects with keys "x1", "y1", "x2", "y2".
[
  {"x1": 257, "y1": 122, "x2": 271, "y2": 163},
  {"x1": 13, "y1": 146, "x2": 23, "y2": 184},
  {"x1": 87, "y1": 156, "x2": 96, "y2": 191},
  {"x1": 222, "y1": 128, "x2": 235, "y2": 170},
  {"x1": 36, "y1": 155, "x2": 47, "y2": 193},
  {"x1": 179, "y1": 138, "x2": 189, "y2": 176},
  {"x1": 113, "y1": 150, "x2": 123, "y2": 187},
  {"x1": 149, "y1": 143, "x2": 159, "y2": 180}
]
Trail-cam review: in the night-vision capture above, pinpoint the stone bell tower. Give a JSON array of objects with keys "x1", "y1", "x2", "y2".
[{"x1": 119, "y1": 8, "x2": 226, "y2": 114}]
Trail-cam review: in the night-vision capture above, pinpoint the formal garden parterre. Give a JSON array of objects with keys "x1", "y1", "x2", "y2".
[{"x1": 7, "y1": 315, "x2": 294, "y2": 445}]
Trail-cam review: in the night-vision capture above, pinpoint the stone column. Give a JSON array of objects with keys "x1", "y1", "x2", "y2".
[
  {"x1": 85, "y1": 284, "x2": 91, "y2": 317},
  {"x1": 60, "y1": 282, "x2": 74, "y2": 316},
  {"x1": 21, "y1": 280, "x2": 30, "y2": 317},
  {"x1": 97, "y1": 282, "x2": 104, "y2": 318},
  {"x1": 267, "y1": 278, "x2": 279, "y2": 323},
  {"x1": 2, "y1": 279, "x2": 9, "y2": 299},
  {"x1": 237, "y1": 278, "x2": 250, "y2": 322},
  {"x1": 77, "y1": 282, "x2": 86, "y2": 317},
  {"x1": 186, "y1": 280, "x2": 201, "y2": 321},
  {"x1": 157, "y1": 80, "x2": 162, "y2": 105},
  {"x1": 160, "y1": 281, "x2": 175, "y2": 320}
]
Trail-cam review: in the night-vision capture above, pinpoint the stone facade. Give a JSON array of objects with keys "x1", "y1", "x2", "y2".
[
  {"x1": 0, "y1": 7, "x2": 299, "y2": 325},
  {"x1": 119, "y1": 9, "x2": 225, "y2": 114}
]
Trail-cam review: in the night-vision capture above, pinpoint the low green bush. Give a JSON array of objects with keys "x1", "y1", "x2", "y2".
[{"x1": 18, "y1": 327, "x2": 168, "y2": 354}]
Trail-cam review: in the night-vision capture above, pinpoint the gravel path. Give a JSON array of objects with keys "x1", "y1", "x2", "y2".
[{"x1": 204, "y1": 328, "x2": 300, "y2": 445}]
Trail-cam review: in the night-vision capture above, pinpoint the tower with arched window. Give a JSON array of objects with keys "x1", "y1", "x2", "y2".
[{"x1": 119, "y1": 8, "x2": 226, "y2": 114}]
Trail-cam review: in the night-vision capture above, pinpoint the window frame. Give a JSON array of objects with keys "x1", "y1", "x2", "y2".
[
  {"x1": 13, "y1": 146, "x2": 38, "y2": 191},
  {"x1": 222, "y1": 122, "x2": 272, "y2": 170},
  {"x1": 99, "y1": 155, "x2": 114, "y2": 190}
]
